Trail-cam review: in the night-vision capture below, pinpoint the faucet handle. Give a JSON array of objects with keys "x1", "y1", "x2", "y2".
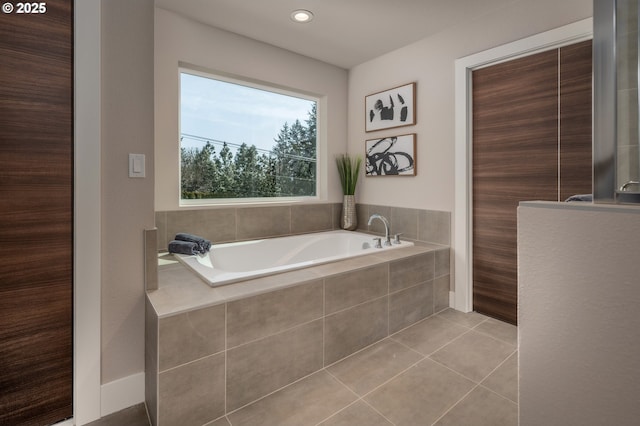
[
  {"x1": 372, "y1": 237, "x2": 382, "y2": 249},
  {"x1": 393, "y1": 233, "x2": 403, "y2": 244}
]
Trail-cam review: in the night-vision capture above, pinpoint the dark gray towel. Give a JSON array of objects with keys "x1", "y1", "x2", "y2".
[
  {"x1": 168, "y1": 240, "x2": 199, "y2": 255},
  {"x1": 175, "y1": 232, "x2": 211, "y2": 254},
  {"x1": 565, "y1": 194, "x2": 593, "y2": 202}
]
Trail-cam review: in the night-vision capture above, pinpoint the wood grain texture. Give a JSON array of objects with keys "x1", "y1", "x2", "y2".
[
  {"x1": 472, "y1": 50, "x2": 560, "y2": 324},
  {"x1": 0, "y1": 1, "x2": 74, "y2": 424},
  {"x1": 472, "y1": 43, "x2": 593, "y2": 325},
  {"x1": 560, "y1": 40, "x2": 593, "y2": 201}
]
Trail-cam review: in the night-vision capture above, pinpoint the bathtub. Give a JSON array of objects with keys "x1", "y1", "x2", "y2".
[{"x1": 174, "y1": 230, "x2": 414, "y2": 286}]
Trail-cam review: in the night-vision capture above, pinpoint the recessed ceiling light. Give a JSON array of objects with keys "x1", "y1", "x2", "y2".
[{"x1": 291, "y1": 9, "x2": 314, "y2": 23}]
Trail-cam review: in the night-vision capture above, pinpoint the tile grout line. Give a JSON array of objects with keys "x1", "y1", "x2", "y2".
[
  {"x1": 227, "y1": 310, "x2": 324, "y2": 350},
  {"x1": 360, "y1": 398, "x2": 398, "y2": 426},
  {"x1": 478, "y1": 382, "x2": 519, "y2": 405},
  {"x1": 224, "y1": 302, "x2": 228, "y2": 418},
  {"x1": 225, "y1": 310, "x2": 515, "y2": 426},
  {"x1": 429, "y1": 383, "x2": 481, "y2": 426},
  {"x1": 321, "y1": 368, "x2": 398, "y2": 426},
  {"x1": 471, "y1": 325, "x2": 518, "y2": 347},
  {"x1": 427, "y1": 343, "x2": 517, "y2": 389},
  {"x1": 322, "y1": 278, "x2": 326, "y2": 368},
  {"x1": 223, "y1": 369, "x2": 330, "y2": 417}
]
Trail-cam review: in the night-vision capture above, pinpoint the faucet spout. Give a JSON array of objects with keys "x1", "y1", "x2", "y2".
[{"x1": 367, "y1": 214, "x2": 391, "y2": 246}]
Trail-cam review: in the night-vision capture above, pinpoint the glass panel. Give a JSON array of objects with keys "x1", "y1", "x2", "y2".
[
  {"x1": 180, "y1": 71, "x2": 318, "y2": 201},
  {"x1": 616, "y1": 0, "x2": 640, "y2": 193}
]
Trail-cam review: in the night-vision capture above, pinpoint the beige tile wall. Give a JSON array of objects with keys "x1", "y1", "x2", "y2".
[
  {"x1": 147, "y1": 246, "x2": 451, "y2": 426},
  {"x1": 156, "y1": 202, "x2": 451, "y2": 249}
]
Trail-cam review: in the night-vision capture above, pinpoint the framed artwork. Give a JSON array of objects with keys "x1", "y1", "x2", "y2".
[
  {"x1": 365, "y1": 133, "x2": 416, "y2": 176},
  {"x1": 365, "y1": 82, "x2": 416, "y2": 132}
]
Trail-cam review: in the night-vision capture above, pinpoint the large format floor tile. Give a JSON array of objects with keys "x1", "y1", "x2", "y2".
[
  {"x1": 391, "y1": 314, "x2": 469, "y2": 356},
  {"x1": 482, "y1": 351, "x2": 519, "y2": 403},
  {"x1": 227, "y1": 371, "x2": 357, "y2": 426},
  {"x1": 327, "y1": 339, "x2": 423, "y2": 396},
  {"x1": 474, "y1": 317, "x2": 518, "y2": 345},
  {"x1": 429, "y1": 330, "x2": 516, "y2": 383},
  {"x1": 437, "y1": 308, "x2": 488, "y2": 328},
  {"x1": 102, "y1": 310, "x2": 518, "y2": 426},
  {"x1": 434, "y1": 386, "x2": 518, "y2": 426},
  {"x1": 318, "y1": 401, "x2": 392, "y2": 426},
  {"x1": 364, "y1": 358, "x2": 476, "y2": 426}
]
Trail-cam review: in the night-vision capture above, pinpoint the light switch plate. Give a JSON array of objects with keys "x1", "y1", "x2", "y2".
[{"x1": 129, "y1": 153, "x2": 145, "y2": 178}]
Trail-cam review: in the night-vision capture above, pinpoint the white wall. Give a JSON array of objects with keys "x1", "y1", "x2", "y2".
[
  {"x1": 518, "y1": 202, "x2": 640, "y2": 425},
  {"x1": 101, "y1": 0, "x2": 155, "y2": 385},
  {"x1": 348, "y1": 0, "x2": 592, "y2": 213},
  {"x1": 154, "y1": 8, "x2": 349, "y2": 211}
]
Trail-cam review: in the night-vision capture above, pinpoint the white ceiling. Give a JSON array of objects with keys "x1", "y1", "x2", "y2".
[{"x1": 155, "y1": 0, "x2": 512, "y2": 69}]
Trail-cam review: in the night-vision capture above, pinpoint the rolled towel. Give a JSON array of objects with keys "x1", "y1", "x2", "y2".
[
  {"x1": 168, "y1": 240, "x2": 199, "y2": 256},
  {"x1": 175, "y1": 232, "x2": 211, "y2": 254},
  {"x1": 565, "y1": 194, "x2": 593, "y2": 202}
]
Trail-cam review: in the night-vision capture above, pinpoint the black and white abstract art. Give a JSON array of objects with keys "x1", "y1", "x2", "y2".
[
  {"x1": 365, "y1": 134, "x2": 416, "y2": 176},
  {"x1": 365, "y1": 82, "x2": 416, "y2": 132}
]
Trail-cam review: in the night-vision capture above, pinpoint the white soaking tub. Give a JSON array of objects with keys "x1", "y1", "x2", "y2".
[{"x1": 174, "y1": 230, "x2": 413, "y2": 287}]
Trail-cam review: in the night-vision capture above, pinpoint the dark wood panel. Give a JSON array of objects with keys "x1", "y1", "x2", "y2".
[
  {"x1": 560, "y1": 40, "x2": 593, "y2": 200},
  {"x1": 0, "y1": 1, "x2": 74, "y2": 424},
  {"x1": 472, "y1": 49, "x2": 560, "y2": 324}
]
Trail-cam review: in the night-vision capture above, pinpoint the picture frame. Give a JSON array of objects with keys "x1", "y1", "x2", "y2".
[
  {"x1": 365, "y1": 133, "x2": 417, "y2": 176},
  {"x1": 365, "y1": 82, "x2": 416, "y2": 132}
]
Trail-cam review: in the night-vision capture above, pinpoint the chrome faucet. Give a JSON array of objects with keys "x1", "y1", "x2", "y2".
[{"x1": 368, "y1": 214, "x2": 392, "y2": 246}]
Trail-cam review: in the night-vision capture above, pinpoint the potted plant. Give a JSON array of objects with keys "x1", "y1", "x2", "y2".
[{"x1": 336, "y1": 154, "x2": 362, "y2": 230}]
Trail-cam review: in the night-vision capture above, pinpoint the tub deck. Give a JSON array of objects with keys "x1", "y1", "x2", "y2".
[{"x1": 148, "y1": 242, "x2": 440, "y2": 318}]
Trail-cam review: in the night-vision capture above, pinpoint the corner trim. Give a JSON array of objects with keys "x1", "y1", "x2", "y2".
[{"x1": 74, "y1": 0, "x2": 102, "y2": 424}]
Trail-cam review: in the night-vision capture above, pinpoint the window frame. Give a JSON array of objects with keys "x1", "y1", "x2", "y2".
[{"x1": 178, "y1": 67, "x2": 321, "y2": 206}]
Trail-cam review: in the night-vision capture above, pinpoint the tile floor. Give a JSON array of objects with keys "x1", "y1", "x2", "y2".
[{"x1": 89, "y1": 309, "x2": 518, "y2": 426}]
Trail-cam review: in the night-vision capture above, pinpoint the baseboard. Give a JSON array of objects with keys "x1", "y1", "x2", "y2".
[{"x1": 101, "y1": 372, "x2": 145, "y2": 417}]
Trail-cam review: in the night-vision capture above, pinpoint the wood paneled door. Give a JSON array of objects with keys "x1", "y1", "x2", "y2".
[
  {"x1": 0, "y1": 1, "x2": 74, "y2": 424},
  {"x1": 472, "y1": 40, "x2": 592, "y2": 325}
]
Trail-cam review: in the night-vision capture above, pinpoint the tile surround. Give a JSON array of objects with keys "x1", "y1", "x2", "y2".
[
  {"x1": 155, "y1": 202, "x2": 451, "y2": 252},
  {"x1": 226, "y1": 280, "x2": 323, "y2": 348},
  {"x1": 158, "y1": 303, "x2": 225, "y2": 371},
  {"x1": 390, "y1": 252, "x2": 434, "y2": 292},
  {"x1": 147, "y1": 202, "x2": 455, "y2": 425},
  {"x1": 144, "y1": 228, "x2": 158, "y2": 291},
  {"x1": 147, "y1": 244, "x2": 449, "y2": 425},
  {"x1": 132, "y1": 309, "x2": 519, "y2": 426},
  {"x1": 324, "y1": 297, "x2": 389, "y2": 365},
  {"x1": 226, "y1": 319, "x2": 324, "y2": 411},
  {"x1": 324, "y1": 264, "x2": 388, "y2": 315},
  {"x1": 389, "y1": 281, "x2": 434, "y2": 334},
  {"x1": 291, "y1": 203, "x2": 333, "y2": 234},
  {"x1": 236, "y1": 205, "x2": 291, "y2": 240},
  {"x1": 157, "y1": 352, "x2": 225, "y2": 426}
]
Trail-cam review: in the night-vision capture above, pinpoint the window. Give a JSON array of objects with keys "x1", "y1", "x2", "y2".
[{"x1": 179, "y1": 70, "x2": 318, "y2": 203}]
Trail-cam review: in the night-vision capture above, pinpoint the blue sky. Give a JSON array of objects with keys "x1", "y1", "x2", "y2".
[{"x1": 180, "y1": 72, "x2": 316, "y2": 153}]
